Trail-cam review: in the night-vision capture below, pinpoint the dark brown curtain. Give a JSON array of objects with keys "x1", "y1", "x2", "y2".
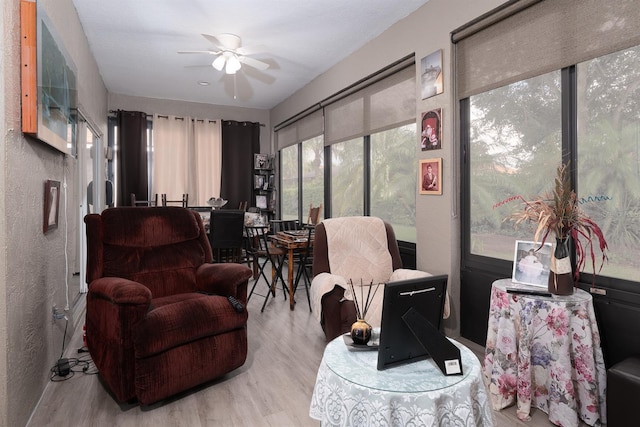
[
  {"x1": 220, "y1": 120, "x2": 260, "y2": 209},
  {"x1": 116, "y1": 110, "x2": 148, "y2": 206}
]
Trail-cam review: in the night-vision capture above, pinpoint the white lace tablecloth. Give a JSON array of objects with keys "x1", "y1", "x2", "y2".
[
  {"x1": 310, "y1": 334, "x2": 493, "y2": 426},
  {"x1": 482, "y1": 279, "x2": 606, "y2": 427}
]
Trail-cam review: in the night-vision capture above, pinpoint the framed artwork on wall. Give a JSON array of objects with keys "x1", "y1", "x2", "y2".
[
  {"x1": 419, "y1": 158, "x2": 442, "y2": 195},
  {"x1": 420, "y1": 49, "x2": 443, "y2": 100},
  {"x1": 21, "y1": 1, "x2": 77, "y2": 156},
  {"x1": 421, "y1": 108, "x2": 442, "y2": 151},
  {"x1": 43, "y1": 180, "x2": 60, "y2": 233}
]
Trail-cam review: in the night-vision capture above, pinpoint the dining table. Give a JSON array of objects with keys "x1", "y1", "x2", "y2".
[{"x1": 269, "y1": 230, "x2": 313, "y2": 311}]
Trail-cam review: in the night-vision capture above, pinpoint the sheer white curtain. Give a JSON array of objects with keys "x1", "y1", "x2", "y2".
[
  {"x1": 193, "y1": 119, "x2": 222, "y2": 205},
  {"x1": 152, "y1": 115, "x2": 191, "y2": 202},
  {"x1": 152, "y1": 115, "x2": 222, "y2": 206}
]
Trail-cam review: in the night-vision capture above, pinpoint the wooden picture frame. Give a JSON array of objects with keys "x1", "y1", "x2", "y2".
[
  {"x1": 43, "y1": 180, "x2": 60, "y2": 233},
  {"x1": 21, "y1": 1, "x2": 77, "y2": 156},
  {"x1": 419, "y1": 158, "x2": 442, "y2": 195}
]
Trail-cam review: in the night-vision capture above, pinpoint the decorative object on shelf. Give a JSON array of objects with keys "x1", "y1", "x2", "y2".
[
  {"x1": 207, "y1": 197, "x2": 228, "y2": 209},
  {"x1": 506, "y1": 163, "x2": 608, "y2": 295},
  {"x1": 254, "y1": 153, "x2": 273, "y2": 170},
  {"x1": 348, "y1": 279, "x2": 382, "y2": 345}
]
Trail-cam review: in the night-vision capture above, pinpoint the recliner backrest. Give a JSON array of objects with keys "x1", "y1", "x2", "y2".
[{"x1": 85, "y1": 207, "x2": 212, "y2": 298}]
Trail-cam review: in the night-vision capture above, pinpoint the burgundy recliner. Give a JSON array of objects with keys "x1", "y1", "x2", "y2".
[{"x1": 84, "y1": 207, "x2": 252, "y2": 405}]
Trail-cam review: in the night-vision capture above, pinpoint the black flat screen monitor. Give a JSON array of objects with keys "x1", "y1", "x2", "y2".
[{"x1": 377, "y1": 274, "x2": 448, "y2": 370}]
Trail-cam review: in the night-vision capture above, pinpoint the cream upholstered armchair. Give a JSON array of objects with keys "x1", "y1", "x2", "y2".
[{"x1": 310, "y1": 216, "x2": 450, "y2": 341}]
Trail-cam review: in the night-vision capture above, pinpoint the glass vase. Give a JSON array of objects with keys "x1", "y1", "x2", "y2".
[{"x1": 548, "y1": 236, "x2": 574, "y2": 295}]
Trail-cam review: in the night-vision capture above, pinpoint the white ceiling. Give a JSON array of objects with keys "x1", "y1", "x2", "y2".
[{"x1": 71, "y1": 0, "x2": 429, "y2": 110}]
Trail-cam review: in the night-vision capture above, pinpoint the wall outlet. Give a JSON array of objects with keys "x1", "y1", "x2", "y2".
[{"x1": 52, "y1": 305, "x2": 65, "y2": 321}]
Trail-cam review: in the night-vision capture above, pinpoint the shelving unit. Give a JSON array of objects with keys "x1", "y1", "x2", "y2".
[{"x1": 253, "y1": 153, "x2": 276, "y2": 220}]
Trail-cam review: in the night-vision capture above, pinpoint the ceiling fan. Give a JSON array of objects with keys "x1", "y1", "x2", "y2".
[{"x1": 178, "y1": 33, "x2": 269, "y2": 75}]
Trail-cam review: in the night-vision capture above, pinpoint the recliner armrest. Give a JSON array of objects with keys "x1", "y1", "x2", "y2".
[
  {"x1": 196, "y1": 263, "x2": 253, "y2": 302},
  {"x1": 88, "y1": 277, "x2": 152, "y2": 305}
]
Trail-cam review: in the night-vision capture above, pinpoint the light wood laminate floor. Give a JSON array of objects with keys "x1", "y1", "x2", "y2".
[{"x1": 27, "y1": 273, "x2": 585, "y2": 426}]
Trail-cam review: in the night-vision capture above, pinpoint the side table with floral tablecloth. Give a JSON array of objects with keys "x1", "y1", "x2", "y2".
[{"x1": 482, "y1": 279, "x2": 606, "y2": 427}]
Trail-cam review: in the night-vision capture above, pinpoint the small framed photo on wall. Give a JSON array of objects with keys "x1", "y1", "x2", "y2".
[
  {"x1": 421, "y1": 108, "x2": 442, "y2": 151},
  {"x1": 420, "y1": 49, "x2": 443, "y2": 99},
  {"x1": 419, "y1": 158, "x2": 442, "y2": 195}
]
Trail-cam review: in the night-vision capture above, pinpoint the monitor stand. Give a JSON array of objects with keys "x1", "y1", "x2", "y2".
[{"x1": 402, "y1": 307, "x2": 463, "y2": 376}]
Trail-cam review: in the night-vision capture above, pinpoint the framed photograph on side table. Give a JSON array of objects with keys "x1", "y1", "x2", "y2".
[{"x1": 512, "y1": 240, "x2": 552, "y2": 287}]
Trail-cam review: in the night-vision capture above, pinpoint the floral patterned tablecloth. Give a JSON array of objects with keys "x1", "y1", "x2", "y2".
[
  {"x1": 310, "y1": 334, "x2": 493, "y2": 426},
  {"x1": 482, "y1": 279, "x2": 606, "y2": 427}
]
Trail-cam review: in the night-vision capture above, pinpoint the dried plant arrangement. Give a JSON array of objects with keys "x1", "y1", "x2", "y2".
[{"x1": 506, "y1": 163, "x2": 608, "y2": 281}]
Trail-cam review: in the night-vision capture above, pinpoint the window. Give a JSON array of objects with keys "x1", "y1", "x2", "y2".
[
  {"x1": 331, "y1": 138, "x2": 364, "y2": 217},
  {"x1": 280, "y1": 144, "x2": 299, "y2": 221},
  {"x1": 370, "y1": 124, "x2": 417, "y2": 242},
  {"x1": 301, "y1": 136, "x2": 324, "y2": 221},
  {"x1": 577, "y1": 46, "x2": 640, "y2": 282},
  {"x1": 463, "y1": 46, "x2": 640, "y2": 286},
  {"x1": 468, "y1": 72, "x2": 561, "y2": 260},
  {"x1": 276, "y1": 59, "x2": 416, "y2": 237},
  {"x1": 457, "y1": 0, "x2": 640, "y2": 288}
]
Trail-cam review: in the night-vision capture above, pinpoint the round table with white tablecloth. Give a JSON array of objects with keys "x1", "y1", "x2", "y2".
[{"x1": 310, "y1": 333, "x2": 493, "y2": 426}]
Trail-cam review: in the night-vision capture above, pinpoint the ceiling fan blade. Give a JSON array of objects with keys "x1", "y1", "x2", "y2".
[
  {"x1": 201, "y1": 33, "x2": 224, "y2": 49},
  {"x1": 177, "y1": 50, "x2": 220, "y2": 55},
  {"x1": 238, "y1": 55, "x2": 269, "y2": 71}
]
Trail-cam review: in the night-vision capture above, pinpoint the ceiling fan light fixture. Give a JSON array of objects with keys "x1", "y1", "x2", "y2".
[
  {"x1": 212, "y1": 55, "x2": 226, "y2": 71},
  {"x1": 225, "y1": 55, "x2": 241, "y2": 74}
]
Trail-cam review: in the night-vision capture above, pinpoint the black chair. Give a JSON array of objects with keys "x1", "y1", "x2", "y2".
[
  {"x1": 292, "y1": 225, "x2": 314, "y2": 311},
  {"x1": 209, "y1": 209, "x2": 246, "y2": 263},
  {"x1": 270, "y1": 219, "x2": 300, "y2": 233},
  {"x1": 245, "y1": 225, "x2": 288, "y2": 312}
]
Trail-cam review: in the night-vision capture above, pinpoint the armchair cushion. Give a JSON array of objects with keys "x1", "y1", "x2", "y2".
[
  {"x1": 310, "y1": 216, "x2": 449, "y2": 341},
  {"x1": 134, "y1": 294, "x2": 248, "y2": 358}
]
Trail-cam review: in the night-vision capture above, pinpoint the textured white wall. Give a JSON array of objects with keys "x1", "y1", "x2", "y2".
[{"x1": 1, "y1": 0, "x2": 107, "y2": 425}]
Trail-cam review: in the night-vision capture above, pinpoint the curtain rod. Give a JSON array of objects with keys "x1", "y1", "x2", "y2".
[
  {"x1": 274, "y1": 53, "x2": 415, "y2": 131},
  {"x1": 108, "y1": 110, "x2": 265, "y2": 127},
  {"x1": 450, "y1": 0, "x2": 541, "y2": 43}
]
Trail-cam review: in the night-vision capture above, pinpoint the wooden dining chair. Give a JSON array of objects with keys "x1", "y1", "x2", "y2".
[
  {"x1": 270, "y1": 219, "x2": 300, "y2": 233},
  {"x1": 161, "y1": 193, "x2": 189, "y2": 207},
  {"x1": 307, "y1": 203, "x2": 322, "y2": 226},
  {"x1": 130, "y1": 193, "x2": 158, "y2": 207}
]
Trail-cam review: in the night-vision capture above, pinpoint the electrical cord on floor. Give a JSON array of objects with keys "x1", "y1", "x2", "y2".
[
  {"x1": 49, "y1": 353, "x2": 98, "y2": 381},
  {"x1": 49, "y1": 320, "x2": 99, "y2": 381}
]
